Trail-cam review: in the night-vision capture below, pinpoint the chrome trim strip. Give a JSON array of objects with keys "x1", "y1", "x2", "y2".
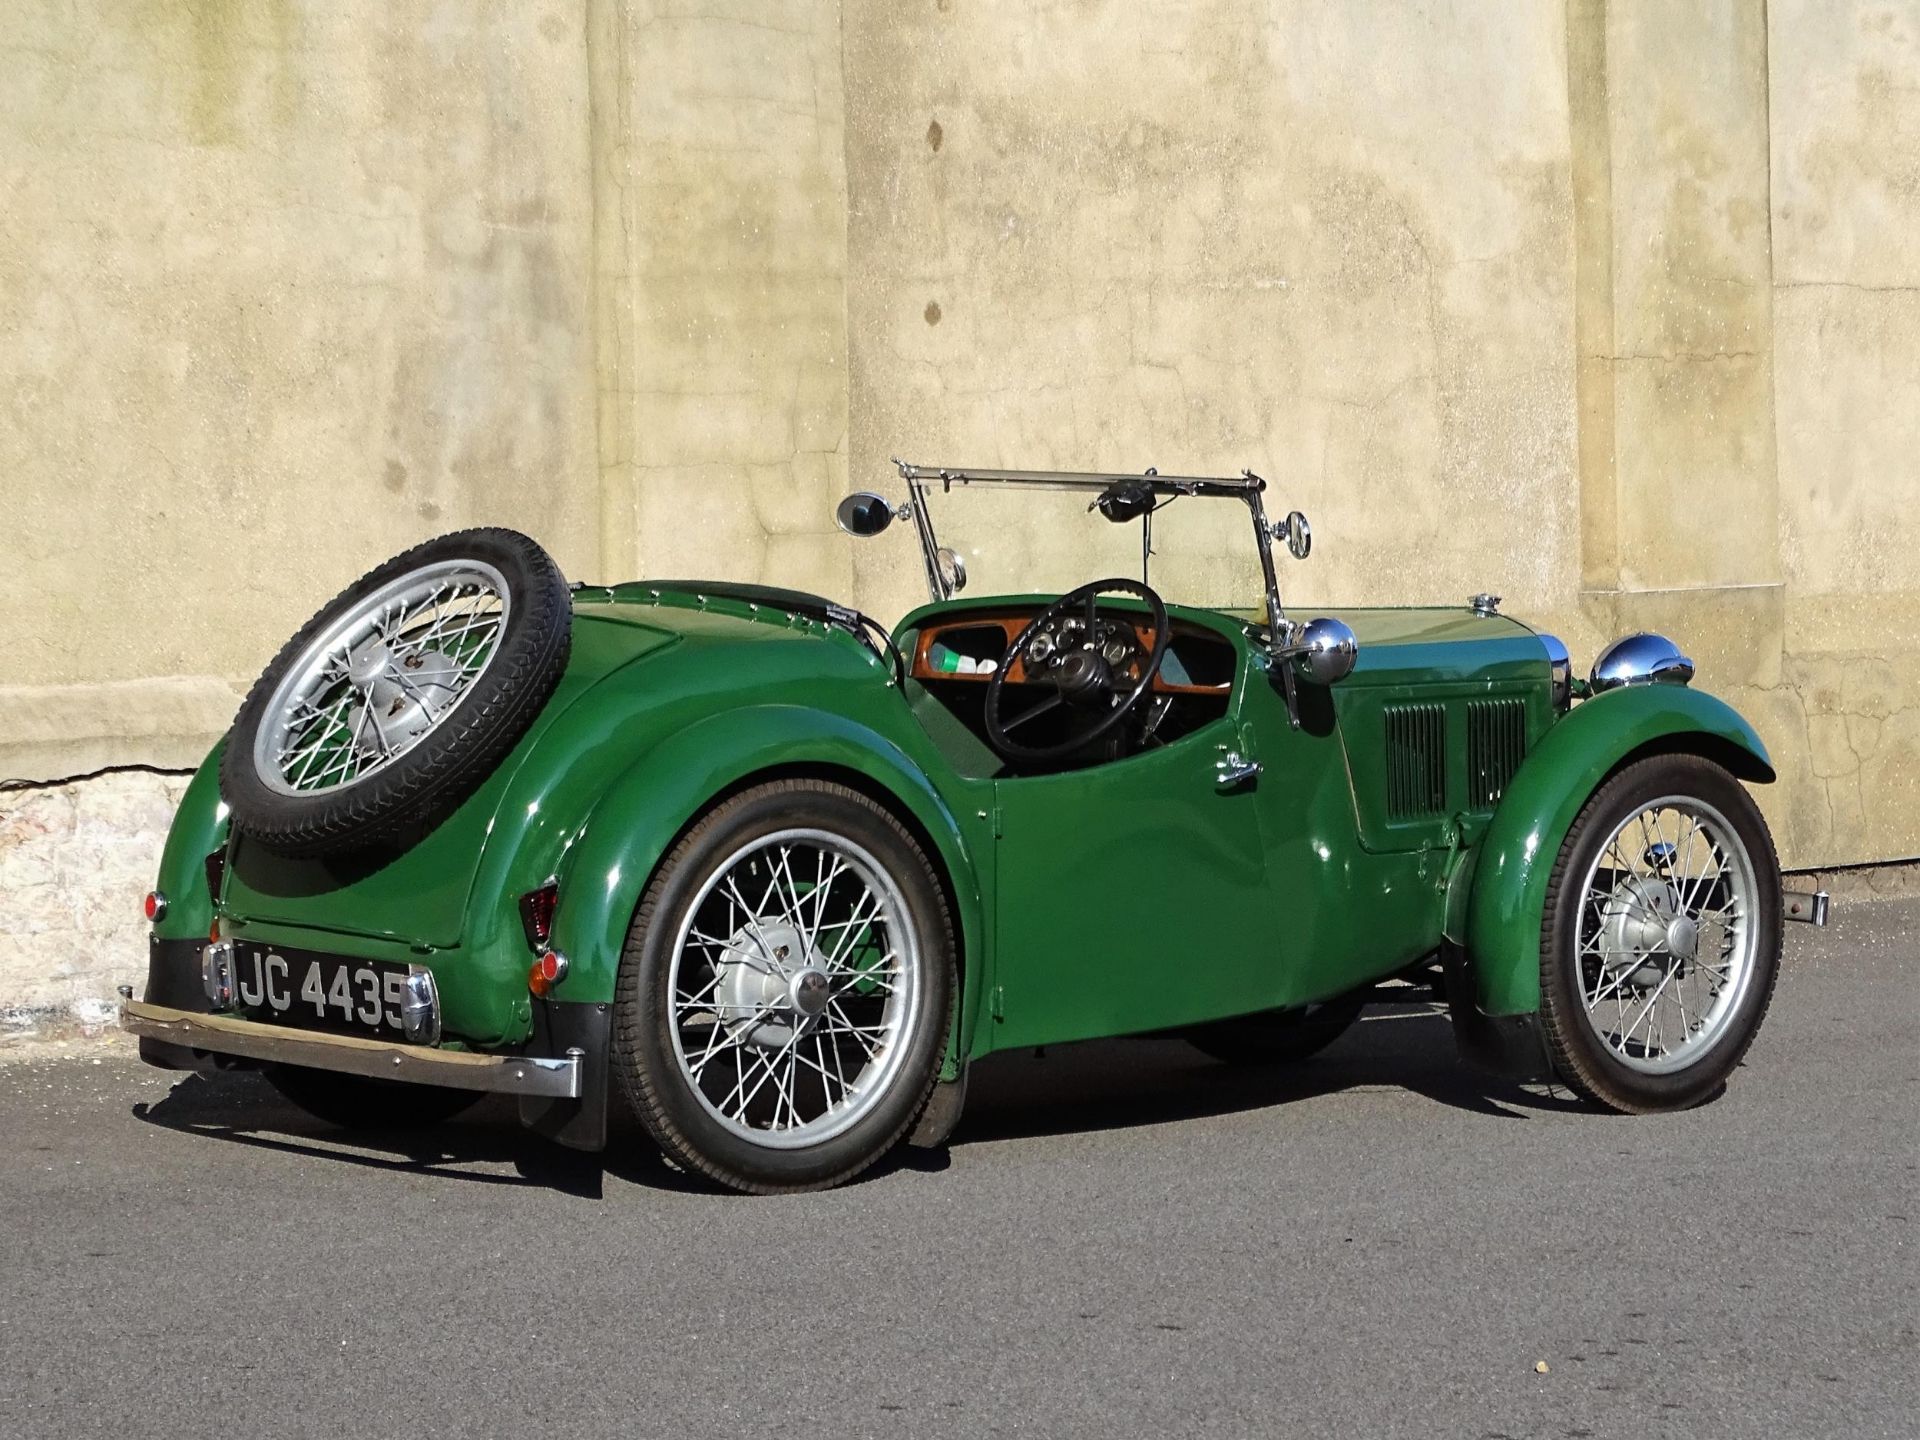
[{"x1": 119, "y1": 1001, "x2": 582, "y2": 1099}]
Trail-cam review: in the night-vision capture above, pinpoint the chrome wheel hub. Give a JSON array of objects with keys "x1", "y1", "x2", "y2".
[
  {"x1": 791, "y1": 967, "x2": 832, "y2": 1018},
  {"x1": 710, "y1": 921, "x2": 832, "y2": 1050}
]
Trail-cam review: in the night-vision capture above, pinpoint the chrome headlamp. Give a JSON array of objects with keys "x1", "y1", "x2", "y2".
[{"x1": 1589, "y1": 632, "x2": 1695, "y2": 694}]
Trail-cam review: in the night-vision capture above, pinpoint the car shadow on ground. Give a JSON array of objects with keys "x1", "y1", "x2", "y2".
[
  {"x1": 955, "y1": 1004, "x2": 1587, "y2": 1147},
  {"x1": 130, "y1": 1006, "x2": 1586, "y2": 1197}
]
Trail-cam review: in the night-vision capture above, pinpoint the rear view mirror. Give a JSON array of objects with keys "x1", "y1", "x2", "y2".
[
  {"x1": 835, "y1": 492, "x2": 897, "y2": 538},
  {"x1": 1279, "y1": 511, "x2": 1311, "y2": 560}
]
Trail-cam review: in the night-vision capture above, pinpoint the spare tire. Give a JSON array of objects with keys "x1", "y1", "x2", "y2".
[{"x1": 220, "y1": 528, "x2": 572, "y2": 857}]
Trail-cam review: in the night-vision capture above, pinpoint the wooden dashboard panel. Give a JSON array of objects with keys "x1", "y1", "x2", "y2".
[{"x1": 910, "y1": 611, "x2": 1229, "y2": 696}]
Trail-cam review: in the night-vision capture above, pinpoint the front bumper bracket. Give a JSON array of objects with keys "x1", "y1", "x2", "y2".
[{"x1": 119, "y1": 1001, "x2": 582, "y2": 1099}]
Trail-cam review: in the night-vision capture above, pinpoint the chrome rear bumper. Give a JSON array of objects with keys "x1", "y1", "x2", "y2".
[{"x1": 118, "y1": 1001, "x2": 582, "y2": 1099}]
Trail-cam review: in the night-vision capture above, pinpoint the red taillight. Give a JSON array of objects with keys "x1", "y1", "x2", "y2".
[
  {"x1": 143, "y1": 891, "x2": 167, "y2": 923},
  {"x1": 527, "y1": 949, "x2": 569, "y2": 998},
  {"x1": 519, "y1": 882, "x2": 559, "y2": 952}
]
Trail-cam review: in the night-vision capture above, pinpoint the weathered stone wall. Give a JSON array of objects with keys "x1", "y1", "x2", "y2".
[
  {"x1": 595, "y1": 0, "x2": 853, "y2": 600},
  {"x1": 1766, "y1": 0, "x2": 1920, "y2": 863},
  {"x1": 4, "y1": 1, "x2": 1919, "y2": 1019},
  {"x1": 0, "y1": 1, "x2": 601, "y2": 778},
  {"x1": 0, "y1": 771, "x2": 189, "y2": 1032}
]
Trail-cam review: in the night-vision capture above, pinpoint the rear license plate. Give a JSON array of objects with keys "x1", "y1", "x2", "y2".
[{"x1": 229, "y1": 941, "x2": 412, "y2": 1040}]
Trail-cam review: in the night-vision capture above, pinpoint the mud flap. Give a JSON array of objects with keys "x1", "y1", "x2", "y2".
[
  {"x1": 907, "y1": 1066, "x2": 968, "y2": 1149},
  {"x1": 518, "y1": 999, "x2": 611, "y2": 1151},
  {"x1": 1442, "y1": 942, "x2": 1554, "y2": 1083}
]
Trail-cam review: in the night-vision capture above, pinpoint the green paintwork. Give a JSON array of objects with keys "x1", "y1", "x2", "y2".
[
  {"x1": 151, "y1": 743, "x2": 229, "y2": 944},
  {"x1": 1456, "y1": 682, "x2": 1774, "y2": 1018},
  {"x1": 161, "y1": 578, "x2": 1776, "y2": 1072}
]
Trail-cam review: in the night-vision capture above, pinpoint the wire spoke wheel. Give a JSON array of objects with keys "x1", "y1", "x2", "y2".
[
  {"x1": 1572, "y1": 795, "x2": 1759, "y2": 1074},
  {"x1": 220, "y1": 528, "x2": 571, "y2": 856},
  {"x1": 668, "y1": 828, "x2": 923, "y2": 1149},
  {"x1": 616, "y1": 781, "x2": 955, "y2": 1193},
  {"x1": 1540, "y1": 754, "x2": 1781, "y2": 1113},
  {"x1": 252, "y1": 559, "x2": 511, "y2": 796}
]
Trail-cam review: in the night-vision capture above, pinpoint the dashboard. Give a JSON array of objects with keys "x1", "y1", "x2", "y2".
[{"x1": 910, "y1": 608, "x2": 1237, "y2": 694}]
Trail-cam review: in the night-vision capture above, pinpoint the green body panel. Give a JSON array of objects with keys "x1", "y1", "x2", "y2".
[
  {"x1": 1459, "y1": 683, "x2": 1775, "y2": 1017},
  {"x1": 1330, "y1": 608, "x2": 1544, "y2": 682},
  {"x1": 163, "y1": 574, "x2": 1774, "y2": 1067},
  {"x1": 1324, "y1": 608, "x2": 1554, "y2": 854},
  {"x1": 977, "y1": 602, "x2": 1476, "y2": 1048},
  {"x1": 222, "y1": 616, "x2": 682, "y2": 950},
  {"x1": 549, "y1": 702, "x2": 995, "y2": 1067},
  {"x1": 150, "y1": 744, "x2": 229, "y2": 944},
  {"x1": 215, "y1": 586, "x2": 995, "y2": 1052}
]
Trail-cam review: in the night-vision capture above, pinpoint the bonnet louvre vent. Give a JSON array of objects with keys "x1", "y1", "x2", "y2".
[
  {"x1": 1467, "y1": 697, "x2": 1527, "y2": 808},
  {"x1": 1384, "y1": 703, "x2": 1447, "y2": 821}
]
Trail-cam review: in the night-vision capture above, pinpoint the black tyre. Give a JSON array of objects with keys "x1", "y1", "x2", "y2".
[
  {"x1": 613, "y1": 780, "x2": 957, "y2": 1194},
  {"x1": 263, "y1": 1065, "x2": 482, "y2": 1131},
  {"x1": 1539, "y1": 754, "x2": 1781, "y2": 1112},
  {"x1": 1185, "y1": 992, "x2": 1367, "y2": 1067},
  {"x1": 220, "y1": 528, "x2": 571, "y2": 856}
]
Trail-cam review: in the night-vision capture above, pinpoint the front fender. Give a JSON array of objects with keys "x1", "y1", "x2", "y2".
[
  {"x1": 546, "y1": 705, "x2": 991, "y2": 1065},
  {"x1": 1458, "y1": 684, "x2": 1774, "y2": 1018}
]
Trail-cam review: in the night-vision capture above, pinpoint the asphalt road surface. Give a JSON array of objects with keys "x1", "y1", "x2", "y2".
[{"x1": 3, "y1": 900, "x2": 1914, "y2": 1440}]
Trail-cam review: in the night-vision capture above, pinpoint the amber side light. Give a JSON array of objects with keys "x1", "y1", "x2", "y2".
[{"x1": 527, "y1": 950, "x2": 569, "y2": 998}]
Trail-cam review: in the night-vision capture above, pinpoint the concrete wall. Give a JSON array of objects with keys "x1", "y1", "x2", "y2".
[
  {"x1": 1767, "y1": 0, "x2": 1920, "y2": 863},
  {"x1": 4, "y1": 1, "x2": 1919, "y2": 1018},
  {"x1": 0, "y1": 1, "x2": 601, "y2": 777}
]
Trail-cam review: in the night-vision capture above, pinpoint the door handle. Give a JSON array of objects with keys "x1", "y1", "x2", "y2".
[{"x1": 1215, "y1": 751, "x2": 1261, "y2": 789}]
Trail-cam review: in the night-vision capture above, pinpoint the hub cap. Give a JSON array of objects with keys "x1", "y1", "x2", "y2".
[
  {"x1": 668, "y1": 829, "x2": 921, "y2": 1148},
  {"x1": 252, "y1": 559, "x2": 510, "y2": 796},
  {"x1": 1574, "y1": 795, "x2": 1760, "y2": 1075}
]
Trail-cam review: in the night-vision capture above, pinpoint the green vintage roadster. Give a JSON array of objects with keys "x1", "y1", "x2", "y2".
[{"x1": 124, "y1": 461, "x2": 1827, "y2": 1192}]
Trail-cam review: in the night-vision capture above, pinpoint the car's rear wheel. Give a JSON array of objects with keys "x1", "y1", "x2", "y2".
[
  {"x1": 612, "y1": 780, "x2": 956, "y2": 1194},
  {"x1": 1539, "y1": 754, "x2": 1781, "y2": 1112},
  {"x1": 220, "y1": 528, "x2": 572, "y2": 856},
  {"x1": 263, "y1": 1065, "x2": 482, "y2": 1131},
  {"x1": 1184, "y1": 992, "x2": 1366, "y2": 1067}
]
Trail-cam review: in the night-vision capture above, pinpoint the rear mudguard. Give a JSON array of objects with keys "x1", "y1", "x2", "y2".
[
  {"x1": 140, "y1": 744, "x2": 230, "y2": 1069},
  {"x1": 1449, "y1": 684, "x2": 1774, "y2": 1033},
  {"x1": 545, "y1": 705, "x2": 992, "y2": 1076}
]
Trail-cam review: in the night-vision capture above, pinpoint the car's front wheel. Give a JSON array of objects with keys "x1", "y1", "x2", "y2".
[
  {"x1": 612, "y1": 780, "x2": 957, "y2": 1193},
  {"x1": 1539, "y1": 753, "x2": 1782, "y2": 1112}
]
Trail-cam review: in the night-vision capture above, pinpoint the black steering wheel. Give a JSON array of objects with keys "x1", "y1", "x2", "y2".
[{"x1": 984, "y1": 578, "x2": 1171, "y2": 763}]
